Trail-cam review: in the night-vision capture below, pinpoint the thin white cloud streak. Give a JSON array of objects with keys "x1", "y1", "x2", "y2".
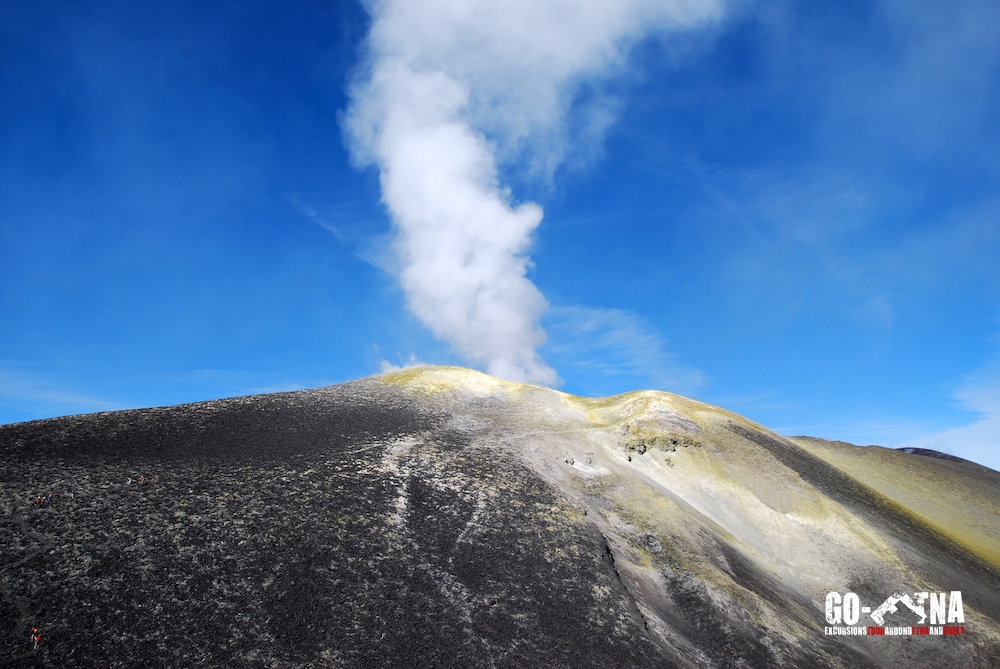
[
  {"x1": 289, "y1": 194, "x2": 400, "y2": 274},
  {"x1": 0, "y1": 368, "x2": 121, "y2": 420},
  {"x1": 544, "y1": 305, "x2": 707, "y2": 395},
  {"x1": 907, "y1": 361, "x2": 1000, "y2": 472},
  {"x1": 345, "y1": 0, "x2": 725, "y2": 385},
  {"x1": 774, "y1": 417, "x2": 939, "y2": 447},
  {"x1": 289, "y1": 195, "x2": 353, "y2": 240},
  {"x1": 162, "y1": 369, "x2": 308, "y2": 398}
]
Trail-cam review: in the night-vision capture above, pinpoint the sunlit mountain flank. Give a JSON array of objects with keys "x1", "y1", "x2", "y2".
[{"x1": 3, "y1": 367, "x2": 998, "y2": 667}]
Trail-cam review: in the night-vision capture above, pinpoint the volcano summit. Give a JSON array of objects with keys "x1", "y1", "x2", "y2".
[{"x1": 1, "y1": 366, "x2": 999, "y2": 667}]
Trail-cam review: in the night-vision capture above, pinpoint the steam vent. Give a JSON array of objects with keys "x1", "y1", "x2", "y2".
[{"x1": 2, "y1": 366, "x2": 999, "y2": 667}]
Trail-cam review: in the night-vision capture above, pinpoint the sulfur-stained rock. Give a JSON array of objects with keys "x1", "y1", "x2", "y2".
[{"x1": 1, "y1": 366, "x2": 999, "y2": 667}]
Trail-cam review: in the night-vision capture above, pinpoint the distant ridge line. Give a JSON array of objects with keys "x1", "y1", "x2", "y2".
[{"x1": 896, "y1": 447, "x2": 970, "y2": 464}]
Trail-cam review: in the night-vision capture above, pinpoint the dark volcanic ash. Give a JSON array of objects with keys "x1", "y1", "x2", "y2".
[{"x1": 2, "y1": 367, "x2": 999, "y2": 668}]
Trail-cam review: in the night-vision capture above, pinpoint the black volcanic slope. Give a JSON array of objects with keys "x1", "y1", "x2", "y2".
[
  {"x1": 2, "y1": 367, "x2": 1000, "y2": 668},
  {"x1": 0, "y1": 380, "x2": 656, "y2": 667}
]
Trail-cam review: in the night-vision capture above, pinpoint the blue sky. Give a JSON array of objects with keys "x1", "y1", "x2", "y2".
[{"x1": 2, "y1": 0, "x2": 999, "y2": 470}]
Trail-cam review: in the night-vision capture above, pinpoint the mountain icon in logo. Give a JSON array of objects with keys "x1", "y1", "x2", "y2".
[{"x1": 870, "y1": 593, "x2": 928, "y2": 626}]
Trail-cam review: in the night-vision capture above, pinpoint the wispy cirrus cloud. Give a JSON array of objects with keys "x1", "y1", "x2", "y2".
[
  {"x1": 159, "y1": 369, "x2": 309, "y2": 396},
  {"x1": 542, "y1": 305, "x2": 706, "y2": 396},
  {"x1": 288, "y1": 195, "x2": 374, "y2": 244},
  {"x1": 0, "y1": 366, "x2": 121, "y2": 422},
  {"x1": 289, "y1": 194, "x2": 399, "y2": 274},
  {"x1": 906, "y1": 359, "x2": 1000, "y2": 472}
]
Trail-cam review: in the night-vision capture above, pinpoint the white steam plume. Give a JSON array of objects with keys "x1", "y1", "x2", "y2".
[{"x1": 345, "y1": 0, "x2": 725, "y2": 385}]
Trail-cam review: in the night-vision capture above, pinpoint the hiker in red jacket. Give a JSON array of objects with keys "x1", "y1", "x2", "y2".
[{"x1": 31, "y1": 628, "x2": 41, "y2": 650}]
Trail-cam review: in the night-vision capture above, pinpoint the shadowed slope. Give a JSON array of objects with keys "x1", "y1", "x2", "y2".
[{"x1": 1, "y1": 366, "x2": 999, "y2": 668}]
